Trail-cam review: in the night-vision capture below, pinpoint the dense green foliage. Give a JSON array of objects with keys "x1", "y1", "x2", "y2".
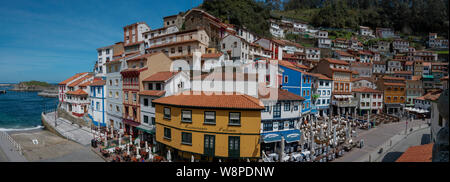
[
  {"x1": 284, "y1": 0, "x2": 449, "y2": 37},
  {"x1": 202, "y1": 0, "x2": 272, "y2": 37},
  {"x1": 201, "y1": 0, "x2": 449, "y2": 39},
  {"x1": 21, "y1": 80, "x2": 51, "y2": 87}
]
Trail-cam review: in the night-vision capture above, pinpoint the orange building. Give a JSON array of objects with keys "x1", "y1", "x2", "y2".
[{"x1": 376, "y1": 76, "x2": 406, "y2": 114}]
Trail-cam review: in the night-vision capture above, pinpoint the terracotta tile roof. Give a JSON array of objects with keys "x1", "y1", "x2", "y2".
[
  {"x1": 352, "y1": 70, "x2": 359, "y2": 74},
  {"x1": 143, "y1": 71, "x2": 179, "y2": 82},
  {"x1": 202, "y1": 53, "x2": 223, "y2": 59},
  {"x1": 422, "y1": 62, "x2": 432, "y2": 66},
  {"x1": 396, "y1": 143, "x2": 433, "y2": 162},
  {"x1": 194, "y1": 72, "x2": 259, "y2": 81},
  {"x1": 66, "y1": 89, "x2": 88, "y2": 95},
  {"x1": 405, "y1": 61, "x2": 414, "y2": 66},
  {"x1": 417, "y1": 92, "x2": 442, "y2": 101},
  {"x1": 58, "y1": 72, "x2": 88, "y2": 85},
  {"x1": 352, "y1": 87, "x2": 382, "y2": 93},
  {"x1": 335, "y1": 50, "x2": 355, "y2": 57},
  {"x1": 373, "y1": 61, "x2": 386, "y2": 65},
  {"x1": 152, "y1": 91, "x2": 265, "y2": 110},
  {"x1": 108, "y1": 53, "x2": 140, "y2": 64},
  {"x1": 259, "y1": 88, "x2": 305, "y2": 101},
  {"x1": 309, "y1": 73, "x2": 332, "y2": 80},
  {"x1": 440, "y1": 76, "x2": 449, "y2": 81},
  {"x1": 411, "y1": 75, "x2": 422, "y2": 81},
  {"x1": 292, "y1": 62, "x2": 310, "y2": 70},
  {"x1": 323, "y1": 58, "x2": 350, "y2": 65},
  {"x1": 79, "y1": 81, "x2": 92, "y2": 87},
  {"x1": 139, "y1": 90, "x2": 166, "y2": 97},
  {"x1": 351, "y1": 62, "x2": 372, "y2": 67},
  {"x1": 68, "y1": 74, "x2": 93, "y2": 87},
  {"x1": 89, "y1": 80, "x2": 106, "y2": 86},
  {"x1": 383, "y1": 76, "x2": 406, "y2": 81}
]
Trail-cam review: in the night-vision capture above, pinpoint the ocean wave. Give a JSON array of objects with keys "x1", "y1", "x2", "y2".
[{"x1": 0, "y1": 125, "x2": 44, "y2": 132}]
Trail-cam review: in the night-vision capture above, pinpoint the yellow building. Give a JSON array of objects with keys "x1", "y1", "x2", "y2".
[{"x1": 152, "y1": 91, "x2": 264, "y2": 161}]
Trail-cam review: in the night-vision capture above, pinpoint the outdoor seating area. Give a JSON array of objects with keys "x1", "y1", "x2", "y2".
[
  {"x1": 262, "y1": 115, "x2": 361, "y2": 162},
  {"x1": 90, "y1": 126, "x2": 167, "y2": 162}
]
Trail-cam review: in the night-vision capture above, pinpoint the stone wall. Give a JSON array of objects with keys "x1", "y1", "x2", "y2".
[{"x1": 57, "y1": 108, "x2": 90, "y2": 127}]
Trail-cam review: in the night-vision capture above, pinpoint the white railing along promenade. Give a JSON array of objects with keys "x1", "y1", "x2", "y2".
[{"x1": 0, "y1": 130, "x2": 23, "y2": 156}]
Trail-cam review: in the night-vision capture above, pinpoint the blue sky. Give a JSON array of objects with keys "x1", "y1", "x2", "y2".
[{"x1": 0, "y1": 0, "x2": 203, "y2": 83}]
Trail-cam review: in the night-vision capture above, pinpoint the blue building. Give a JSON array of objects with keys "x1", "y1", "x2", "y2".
[
  {"x1": 88, "y1": 79, "x2": 107, "y2": 127},
  {"x1": 279, "y1": 60, "x2": 314, "y2": 122}
]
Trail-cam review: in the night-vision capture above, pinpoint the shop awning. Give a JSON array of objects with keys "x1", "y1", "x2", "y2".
[
  {"x1": 282, "y1": 129, "x2": 302, "y2": 143},
  {"x1": 136, "y1": 124, "x2": 155, "y2": 134},
  {"x1": 261, "y1": 132, "x2": 282, "y2": 143}
]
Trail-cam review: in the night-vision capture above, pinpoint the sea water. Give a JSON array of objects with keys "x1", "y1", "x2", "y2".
[{"x1": 0, "y1": 86, "x2": 58, "y2": 131}]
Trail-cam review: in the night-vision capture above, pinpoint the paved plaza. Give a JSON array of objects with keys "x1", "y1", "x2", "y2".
[
  {"x1": 334, "y1": 118, "x2": 430, "y2": 162},
  {"x1": 43, "y1": 112, "x2": 93, "y2": 146},
  {"x1": 9, "y1": 129, "x2": 104, "y2": 162}
]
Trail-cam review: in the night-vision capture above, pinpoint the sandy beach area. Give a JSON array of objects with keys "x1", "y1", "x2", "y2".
[{"x1": 3, "y1": 128, "x2": 104, "y2": 162}]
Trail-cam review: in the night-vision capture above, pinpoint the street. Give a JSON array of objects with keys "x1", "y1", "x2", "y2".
[
  {"x1": 380, "y1": 127, "x2": 431, "y2": 162},
  {"x1": 333, "y1": 118, "x2": 428, "y2": 162}
]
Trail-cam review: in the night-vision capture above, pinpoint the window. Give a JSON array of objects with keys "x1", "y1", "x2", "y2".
[
  {"x1": 116, "y1": 106, "x2": 120, "y2": 112},
  {"x1": 284, "y1": 102, "x2": 290, "y2": 111},
  {"x1": 156, "y1": 83, "x2": 161, "y2": 90},
  {"x1": 181, "y1": 110, "x2": 192, "y2": 123},
  {"x1": 284, "y1": 76, "x2": 288, "y2": 83},
  {"x1": 294, "y1": 105, "x2": 298, "y2": 111},
  {"x1": 164, "y1": 127, "x2": 171, "y2": 139},
  {"x1": 228, "y1": 136, "x2": 240, "y2": 158},
  {"x1": 144, "y1": 98, "x2": 149, "y2": 106},
  {"x1": 273, "y1": 103, "x2": 281, "y2": 118},
  {"x1": 171, "y1": 48, "x2": 175, "y2": 54},
  {"x1": 115, "y1": 79, "x2": 118, "y2": 86},
  {"x1": 115, "y1": 92, "x2": 119, "y2": 98},
  {"x1": 204, "y1": 111, "x2": 216, "y2": 124},
  {"x1": 143, "y1": 115, "x2": 149, "y2": 124},
  {"x1": 125, "y1": 92, "x2": 128, "y2": 101},
  {"x1": 289, "y1": 120, "x2": 295, "y2": 129},
  {"x1": 181, "y1": 132, "x2": 192, "y2": 145},
  {"x1": 204, "y1": 135, "x2": 215, "y2": 156},
  {"x1": 164, "y1": 107, "x2": 171, "y2": 120},
  {"x1": 229, "y1": 112, "x2": 241, "y2": 125},
  {"x1": 178, "y1": 47, "x2": 182, "y2": 53},
  {"x1": 133, "y1": 93, "x2": 137, "y2": 102},
  {"x1": 109, "y1": 91, "x2": 112, "y2": 98},
  {"x1": 263, "y1": 122, "x2": 273, "y2": 131}
]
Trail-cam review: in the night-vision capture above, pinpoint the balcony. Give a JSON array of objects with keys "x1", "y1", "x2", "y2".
[{"x1": 332, "y1": 100, "x2": 358, "y2": 107}]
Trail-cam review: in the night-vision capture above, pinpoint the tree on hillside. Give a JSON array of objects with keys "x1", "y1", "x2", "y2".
[{"x1": 202, "y1": 0, "x2": 272, "y2": 37}]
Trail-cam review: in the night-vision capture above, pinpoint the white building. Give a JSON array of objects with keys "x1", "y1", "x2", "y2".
[
  {"x1": 220, "y1": 34, "x2": 251, "y2": 62},
  {"x1": 139, "y1": 71, "x2": 191, "y2": 144},
  {"x1": 359, "y1": 26, "x2": 374, "y2": 37},
  {"x1": 333, "y1": 50, "x2": 355, "y2": 62},
  {"x1": 353, "y1": 87, "x2": 383, "y2": 115},
  {"x1": 270, "y1": 21, "x2": 284, "y2": 38},
  {"x1": 311, "y1": 73, "x2": 333, "y2": 117},
  {"x1": 305, "y1": 48, "x2": 320, "y2": 61},
  {"x1": 58, "y1": 73, "x2": 94, "y2": 118}
]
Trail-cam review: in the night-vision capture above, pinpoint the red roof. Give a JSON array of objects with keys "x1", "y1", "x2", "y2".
[
  {"x1": 331, "y1": 68, "x2": 353, "y2": 73},
  {"x1": 352, "y1": 87, "x2": 382, "y2": 93},
  {"x1": 323, "y1": 58, "x2": 349, "y2": 65},
  {"x1": 152, "y1": 91, "x2": 264, "y2": 110},
  {"x1": 59, "y1": 72, "x2": 88, "y2": 85},
  {"x1": 259, "y1": 88, "x2": 305, "y2": 101},
  {"x1": 68, "y1": 74, "x2": 93, "y2": 87},
  {"x1": 383, "y1": 76, "x2": 406, "y2": 81},
  {"x1": 66, "y1": 89, "x2": 88, "y2": 95},
  {"x1": 89, "y1": 80, "x2": 106, "y2": 86},
  {"x1": 396, "y1": 143, "x2": 433, "y2": 162},
  {"x1": 139, "y1": 90, "x2": 166, "y2": 97},
  {"x1": 142, "y1": 71, "x2": 179, "y2": 82},
  {"x1": 309, "y1": 73, "x2": 332, "y2": 80},
  {"x1": 384, "y1": 82, "x2": 406, "y2": 87}
]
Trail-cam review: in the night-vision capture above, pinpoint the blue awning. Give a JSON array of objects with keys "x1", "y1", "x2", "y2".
[
  {"x1": 261, "y1": 129, "x2": 302, "y2": 143},
  {"x1": 261, "y1": 132, "x2": 282, "y2": 143},
  {"x1": 282, "y1": 129, "x2": 302, "y2": 143}
]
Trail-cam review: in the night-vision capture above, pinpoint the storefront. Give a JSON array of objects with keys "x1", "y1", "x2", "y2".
[{"x1": 261, "y1": 129, "x2": 302, "y2": 155}]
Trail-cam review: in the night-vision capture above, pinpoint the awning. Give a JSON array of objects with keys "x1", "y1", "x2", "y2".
[
  {"x1": 334, "y1": 95, "x2": 343, "y2": 99},
  {"x1": 282, "y1": 129, "x2": 302, "y2": 143},
  {"x1": 261, "y1": 132, "x2": 282, "y2": 143},
  {"x1": 136, "y1": 124, "x2": 155, "y2": 134}
]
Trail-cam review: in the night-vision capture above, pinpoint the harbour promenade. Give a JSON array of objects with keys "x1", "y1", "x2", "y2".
[
  {"x1": 333, "y1": 118, "x2": 429, "y2": 162},
  {"x1": 0, "y1": 131, "x2": 27, "y2": 162},
  {"x1": 42, "y1": 111, "x2": 93, "y2": 146}
]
